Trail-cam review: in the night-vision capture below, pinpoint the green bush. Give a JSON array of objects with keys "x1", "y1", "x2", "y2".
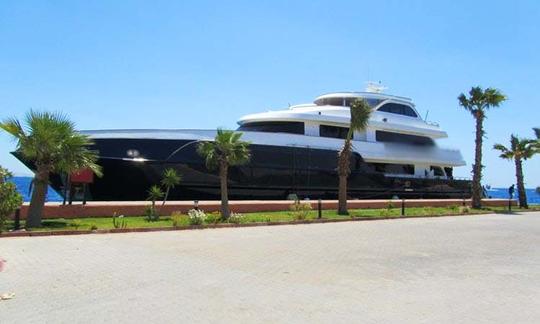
[
  {"x1": 112, "y1": 213, "x2": 127, "y2": 229},
  {"x1": 72, "y1": 219, "x2": 82, "y2": 229},
  {"x1": 228, "y1": 212, "x2": 245, "y2": 224},
  {"x1": 205, "y1": 212, "x2": 221, "y2": 224},
  {"x1": 0, "y1": 167, "x2": 23, "y2": 233},
  {"x1": 188, "y1": 209, "x2": 206, "y2": 225},
  {"x1": 171, "y1": 212, "x2": 188, "y2": 227},
  {"x1": 289, "y1": 200, "x2": 312, "y2": 220},
  {"x1": 144, "y1": 205, "x2": 160, "y2": 222},
  {"x1": 458, "y1": 206, "x2": 470, "y2": 214}
]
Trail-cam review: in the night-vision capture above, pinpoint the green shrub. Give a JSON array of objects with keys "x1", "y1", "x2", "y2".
[
  {"x1": 144, "y1": 206, "x2": 160, "y2": 222},
  {"x1": 188, "y1": 209, "x2": 206, "y2": 225},
  {"x1": 112, "y1": 213, "x2": 127, "y2": 229},
  {"x1": 0, "y1": 167, "x2": 23, "y2": 233},
  {"x1": 71, "y1": 219, "x2": 82, "y2": 229},
  {"x1": 205, "y1": 212, "x2": 221, "y2": 224},
  {"x1": 449, "y1": 205, "x2": 460, "y2": 212},
  {"x1": 289, "y1": 200, "x2": 312, "y2": 220},
  {"x1": 89, "y1": 223, "x2": 98, "y2": 230},
  {"x1": 458, "y1": 206, "x2": 470, "y2": 214},
  {"x1": 228, "y1": 212, "x2": 245, "y2": 224},
  {"x1": 171, "y1": 212, "x2": 188, "y2": 227}
]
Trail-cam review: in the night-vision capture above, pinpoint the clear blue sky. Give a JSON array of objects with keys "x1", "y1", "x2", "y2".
[{"x1": 0, "y1": 0, "x2": 538, "y2": 187}]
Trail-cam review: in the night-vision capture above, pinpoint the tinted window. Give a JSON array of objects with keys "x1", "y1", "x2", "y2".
[
  {"x1": 365, "y1": 163, "x2": 414, "y2": 175},
  {"x1": 317, "y1": 98, "x2": 345, "y2": 106},
  {"x1": 320, "y1": 125, "x2": 349, "y2": 139},
  {"x1": 378, "y1": 103, "x2": 417, "y2": 117},
  {"x1": 376, "y1": 131, "x2": 434, "y2": 146},
  {"x1": 344, "y1": 98, "x2": 383, "y2": 108},
  {"x1": 444, "y1": 167, "x2": 453, "y2": 178},
  {"x1": 238, "y1": 122, "x2": 304, "y2": 135},
  {"x1": 430, "y1": 166, "x2": 444, "y2": 177}
]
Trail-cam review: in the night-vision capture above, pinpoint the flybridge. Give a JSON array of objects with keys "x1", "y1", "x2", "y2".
[{"x1": 314, "y1": 92, "x2": 413, "y2": 105}]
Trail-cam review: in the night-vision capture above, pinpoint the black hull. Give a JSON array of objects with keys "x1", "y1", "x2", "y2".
[{"x1": 19, "y1": 138, "x2": 472, "y2": 201}]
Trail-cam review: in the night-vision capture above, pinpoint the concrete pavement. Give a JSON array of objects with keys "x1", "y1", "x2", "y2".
[{"x1": 1, "y1": 212, "x2": 539, "y2": 323}]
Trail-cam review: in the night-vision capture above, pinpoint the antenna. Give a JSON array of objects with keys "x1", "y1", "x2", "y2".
[
  {"x1": 365, "y1": 81, "x2": 387, "y2": 93},
  {"x1": 424, "y1": 110, "x2": 429, "y2": 121}
]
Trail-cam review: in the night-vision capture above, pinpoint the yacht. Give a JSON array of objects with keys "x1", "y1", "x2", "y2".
[{"x1": 29, "y1": 85, "x2": 472, "y2": 201}]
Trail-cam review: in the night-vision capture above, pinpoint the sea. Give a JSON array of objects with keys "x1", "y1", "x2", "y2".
[{"x1": 9, "y1": 176, "x2": 540, "y2": 204}]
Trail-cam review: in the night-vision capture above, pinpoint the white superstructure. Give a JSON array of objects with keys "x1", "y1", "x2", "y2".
[
  {"x1": 235, "y1": 89, "x2": 465, "y2": 179},
  {"x1": 84, "y1": 87, "x2": 465, "y2": 180}
]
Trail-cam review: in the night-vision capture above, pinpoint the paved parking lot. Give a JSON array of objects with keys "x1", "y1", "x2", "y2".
[{"x1": 1, "y1": 212, "x2": 539, "y2": 323}]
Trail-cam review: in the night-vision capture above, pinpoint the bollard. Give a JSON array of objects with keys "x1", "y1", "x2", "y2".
[
  {"x1": 68, "y1": 184, "x2": 74, "y2": 205},
  {"x1": 401, "y1": 199, "x2": 405, "y2": 216},
  {"x1": 82, "y1": 184, "x2": 88, "y2": 205},
  {"x1": 318, "y1": 198, "x2": 322, "y2": 219},
  {"x1": 194, "y1": 200, "x2": 199, "y2": 211},
  {"x1": 14, "y1": 207, "x2": 21, "y2": 231}
]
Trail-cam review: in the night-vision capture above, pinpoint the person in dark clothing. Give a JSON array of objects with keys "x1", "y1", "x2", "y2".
[{"x1": 508, "y1": 184, "x2": 515, "y2": 199}]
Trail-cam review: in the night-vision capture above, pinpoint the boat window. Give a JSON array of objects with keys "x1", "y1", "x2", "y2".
[
  {"x1": 320, "y1": 125, "x2": 349, "y2": 139},
  {"x1": 317, "y1": 98, "x2": 345, "y2": 106},
  {"x1": 377, "y1": 103, "x2": 418, "y2": 117},
  {"x1": 237, "y1": 122, "x2": 304, "y2": 135},
  {"x1": 344, "y1": 98, "x2": 383, "y2": 108},
  {"x1": 444, "y1": 167, "x2": 453, "y2": 178},
  {"x1": 430, "y1": 166, "x2": 445, "y2": 177},
  {"x1": 375, "y1": 131, "x2": 434, "y2": 146},
  {"x1": 365, "y1": 163, "x2": 415, "y2": 175}
]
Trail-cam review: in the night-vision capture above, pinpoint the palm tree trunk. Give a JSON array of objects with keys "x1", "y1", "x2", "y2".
[
  {"x1": 514, "y1": 157, "x2": 528, "y2": 209},
  {"x1": 26, "y1": 168, "x2": 49, "y2": 228},
  {"x1": 338, "y1": 138, "x2": 352, "y2": 215},
  {"x1": 162, "y1": 187, "x2": 170, "y2": 206},
  {"x1": 220, "y1": 162, "x2": 230, "y2": 219},
  {"x1": 471, "y1": 114, "x2": 484, "y2": 209}
]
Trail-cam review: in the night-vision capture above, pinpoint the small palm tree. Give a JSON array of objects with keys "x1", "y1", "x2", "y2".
[
  {"x1": 197, "y1": 129, "x2": 250, "y2": 219},
  {"x1": 493, "y1": 135, "x2": 536, "y2": 208},
  {"x1": 337, "y1": 99, "x2": 372, "y2": 215},
  {"x1": 458, "y1": 87, "x2": 506, "y2": 209},
  {"x1": 0, "y1": 111, "x2": 101, "y2": 227},
  {"x1": 161, "y1": 168, "x2": 182, "y2": 206},
  {"x1": 146, "y1": 185, "x2": 164, "y2": 221},
  {"x1": 534, "y1": 128, "x2": 540, "y2": 151}
]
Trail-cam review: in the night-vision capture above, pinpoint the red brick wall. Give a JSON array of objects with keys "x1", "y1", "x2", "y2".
[{"x1": 13, "y1": 199, "x2": 517, "y2": 219}]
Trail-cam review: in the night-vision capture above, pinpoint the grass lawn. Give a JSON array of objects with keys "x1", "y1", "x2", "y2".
[{"x1": 3, "y1": 204, "x2": 538, "y2": 233}]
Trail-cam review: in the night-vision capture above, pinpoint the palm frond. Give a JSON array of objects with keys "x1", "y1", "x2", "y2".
[
  {"x1": 147, "y1": 185, "x2": 164, "y2": 201},
  {"x1": 349, "y1": 99, "x2": 371, "y2": 135},
  {"x1": 459, "y1": 86, "x2": 506, "y2": 116},
  {"x1": 197, "y1": 130, "x2": 251, "y2": 169},
  {"x1": 161, "y1": 168, "x2": 182, "y2": 187}
]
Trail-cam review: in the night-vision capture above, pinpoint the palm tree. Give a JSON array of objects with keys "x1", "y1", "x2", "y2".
[
  {"x1": 0, "y1": 166, "x2": 12, "y2": 184},
  {"x1": 493, "y1": 135, "x2": 535, "y2": 208},
  {"x1": 147, "y1": 185, "x2": 164, "y2": 205},
  {"x1": 534, "y1": 128, "x2": 540, "y2": 151},
  {"x1": 197, "y1": 129, "x2": 250, "y2": 219},
  {"x1": 161, "y1": 168, "x2": 182, "y2": 206},
  {"x1": 146, "y1": 185, "x2": 164, "y2": 220},
  {"x1": 0, "y1": 111, "x2": 101, "y2": 227},
  {"x1": 458, "y1": 87, "x2": 506, "y2": 209},
  {"x1": 337, "y1": 99, "x2": 372, "y2": 215}
]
